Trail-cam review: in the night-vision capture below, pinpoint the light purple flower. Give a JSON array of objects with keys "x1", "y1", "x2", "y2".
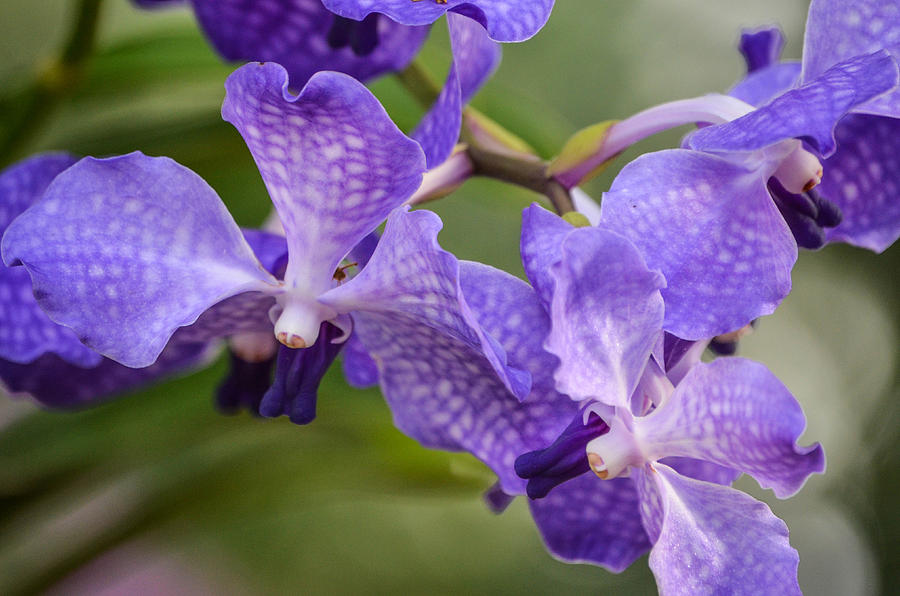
[
  {"x1": 321, "y1": 0, "x2": 554, "y2": 43},
  {"x1": 133, "y1": 0, "x2": 428, "y2": 88},
  {"x1": 0, "y1": 154, "x2": 212, "y2": 407},
  {"x1": 597, "y1": 46, "x2": 898, "y2": 339},
  {"x1": 513, "y1": 208, "x2": 824, "y2": 591},
  {"x1": 2, "y1": 63, "x2": 526, "y2": 424}
]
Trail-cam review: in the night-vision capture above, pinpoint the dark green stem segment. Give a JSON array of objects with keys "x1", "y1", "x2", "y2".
[
  {"x1": 0, "y1": 0, "x2": 103, "y2": 166},
  {"x1": 467, "y1": 143, "x2": 575, "y2": 215},
  {"x1": 395, "y1": 61, "x2": 441, "y2": 109}
]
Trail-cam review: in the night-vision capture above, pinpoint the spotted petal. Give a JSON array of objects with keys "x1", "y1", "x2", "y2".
[
  {"x1": 634, "y1": 465, "x2": 801, "y2": 596},
  {"x1": 222, "y1": 63, "x2": 426, "y2": 294},
  {"x1": 414, "y1": 12, "x2": 501, "y2": 167},
  {"x1": 331, "y1": 237, "x2": 576, "y2": 493},
  {"x1": 519, "y1": 203, "x2": 573, "y2": 308},
  {"x1": 820, "y1": 114, "x2": 900, "y2": 252},
  {"x1": 321, "y1": 0, "x2": 553, "y2": 42},
  {"x1": 528, "y1": 474, "x2": 650, "y2": 572},
  {"x1": 0, "y1": 153, "x2": 100, "y2": 366},
  {"x1": 322, "y1": 207, "x2": 529, "y2": 399},
  {"x1": 601, "y1": 149, "x2": 796, "y2": 339},
  {"x1": 544, "y1": 222, "x2": 665, "y2": 408},
  {"x1": 188, "y1": 0, "x2": 427, "y2": 88},
  {"x1": 1, "y1": 152, "x2": 278, "y2": 367},
  {"x1": 803, "y1": 0, "x2": 900, "y2": 117},
  {"x1": 691, "y1": 50, "x2": 899, "y2": 157},
  {"x1": 637, "y1": 358, "x2": 825, "y2": 498}
]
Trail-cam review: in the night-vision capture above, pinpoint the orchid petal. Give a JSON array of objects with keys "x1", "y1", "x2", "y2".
[
  {"x1": 601, "y1": 149, "x2": 796, "y2": 339},
  {"x1": 691, "y1": 50, "x2": 898, "y2": 157},
  {"x1": 190, "y1": 0, "x2": 427, "y2": 87},
  {"x1": 634, "y1": 465, "x2": 801, "y2": 596},
  {"x1": 803, "y1": 0, "x2": 900, "y2": 117},
  {"x1": 1, "y1": 152, "x2": 277, "y2": 367},
  {"x1": 544, "y1": 225, "x2": 665, "y2": 408},
  {"x1": 820, "y1": 114, "x2": 900, "y2": 252},
  {"x1": 637, "y1": 358, "x2": 825, "y2": 498},
  {"x1": 322, "y1": 207, "x2": 529, "y2": 399},
  {"x1": 0, "y1": 341, "x2": 212, "y2": 409},
  {"x1": 222, "y1": 63, "x2": 426, "y2": 294},
  {"x1": 0, "y1": 153, "x2": 100, "y2": 366},
  {"x1": 729, "y1": 61, "x2": 801, "y2": 107},
  {"x1": 528, "y1": 474, "x2": 650, "y2": 572},
  {"x1": 519, "y1": 204, "x2": 573, "y2": 308},
  {"x1": 321, "y1": 0, "x2": 553, "y2": 42}
]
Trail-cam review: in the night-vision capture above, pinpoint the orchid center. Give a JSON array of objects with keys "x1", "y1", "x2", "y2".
[
  {"x1": 772, "y1": 140, "x2": 824, "y2": 194},
  {"x1": 585, "y1": 416, "x2": 645, "y2": 480},
  {"x1": 271, "y1": 293, "x2": 338, "y2": 349}
]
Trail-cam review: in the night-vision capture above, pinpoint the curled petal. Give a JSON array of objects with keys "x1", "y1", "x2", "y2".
[
  {"x1": 190, "y1": 0, "x2": 428, "y2": 87},
  {"x1": 222, "y1": 64, "x2": 426, "y2": 294},
  {"x1": 321, "y1": 0, "x2": 553, "y2": 42},
  {"x1": 414, "y1": 12, "x2": 501, "y2": 167},
  {"x1": 803, "y1": 0, "x2": 900, "y2": 117},
  {"x1": 634, "y1": 465, "x2": 801, "y2": 596},
  {"x1": 637, "y1": 358, "x2": 825, "y2": 498},
  {"x1": 601, "y1": 149, "x2": 796, "y2": 339},
  {"x1": 2, "y1": 152, "x2": 277, "y2": 367},
  {"x1": 544, "y1": 224, "x2": 665, "y2": 408},
  {"x1": 691, "y1": 50, "x2": 899, "y2": 157}
]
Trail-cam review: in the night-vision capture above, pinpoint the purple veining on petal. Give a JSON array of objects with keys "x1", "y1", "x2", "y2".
[
  {"x1": 321, "y1": 0, "x2": 554, "y2": 43},
  {"x1": 322, "y1": 208, "x2": 530, "y2": 400},
  {"x1": 662, "y1": 457, "x2": 740, "y2": 487},
  {"x1": 1, "y1": 152, "x2": 277, "y2": 368},
  {"x1": 0, "y1": 341, "x2": 213, "y2": 409},
  {"x1": 182, "y1": 0, "x2": 428, "y2": 87},
  {"x1": 691, "y1": 50, "x2": 899, "y2": 157},
  {"x1": 341, "y1": 333, "x2": 379, "y2": 388},
  {"x1": 820, "y1": 113, "x2": 900, "y2": 251},
  {"x1": 739, "y1": 26, "x2": 785, "y2": 73},
  {"x1": 222, "y1": 64, "x2": 426, "y2": 293},
  {"x1": 519, "y1": 204, "x2": 573, "y2": 309},
  {"x1": 637, "y1": 464, "x2": 801, "y2": 596},
  {"x1": 0, "y1": 153, "x2": 102, "y2": 367},
  {"x1": 803, "y1": 0, "x2": 900, "y2": 117},
  {"x1": 529, "y1": 473, "x2": 650, "y2": 572},
  {"x1": 637, "y1": 358, "x2": 825, "y2": 498},
  {"x1": 601, "y1": 149, "x2": 796, "y2": 339},
  {"x1": 543, "y1": 225, "x2": 665, "y2": 408},
  {"x1": 344, "y1": 256, "x2": 575, "y2": 493}
]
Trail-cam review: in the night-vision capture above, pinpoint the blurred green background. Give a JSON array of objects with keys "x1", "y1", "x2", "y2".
[{"x1": 0, "y1": 1, "x2": 897, "y2": 594}]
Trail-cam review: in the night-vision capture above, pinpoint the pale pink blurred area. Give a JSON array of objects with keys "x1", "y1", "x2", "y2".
[{"x1": 46, "y1": 540, "x2": 250, "y2": 596}]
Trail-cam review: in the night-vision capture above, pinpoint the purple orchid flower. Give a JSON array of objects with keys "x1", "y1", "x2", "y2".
[
  {"x1": 133, "y1": 0, "x2": 429, "y2": 88},
  {"x1": 321, "y1": 0, "x2": 554, "y2": 43},
  {"x1": 591, "y1": 39, "x2": 899, "y2": 340},
  {"x1": 513, "y1": 206, "x2": 824, "y2": 592},
  {"x1": 2, "y1": 63, "x2": 527, "y2": 424},
  {"x1": 0, "y1": 154, "x2": 213, "y2": 408}
]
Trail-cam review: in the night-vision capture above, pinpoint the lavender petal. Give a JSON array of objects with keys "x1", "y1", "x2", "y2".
[
  {"x1": 803, "y1": 0, "x2": 900, "y2": 117},
  {"x1": 601, "y1": 149, "x2": 796, "y2": 339},
  {"x1": 189, "y1": 0, "x2": 427, "y2": 87},
  {"x1": 528, "y1": 474, "x2": 650, "y2": 572},
  {"x1": 635, "y1": 465, "x2": 801, "y2": 596},
  {"x1": 820, "y1": 113, "x2": 900, "y2": 252},
  {"x1": 729, "y1": 61, "x2": 801, "y2": 107},
  {"x1": 1, "y1": 152, "x2": 277, "y2": 367},
  {"x1": 638, "y1": 358, "x2": 825, "y2": 498},
  {"x1": 321, "y1": 0, "x2": 554, "y2": 42},
  {"x1": 691, "y1": 50, "x2": 898, "y2": 157},
  {"x1": 519, "y1": 203, "x2": 574, "y2": 308},
  {"x1": 222, "y1": 64, "x2": 425, "y2": 293}
]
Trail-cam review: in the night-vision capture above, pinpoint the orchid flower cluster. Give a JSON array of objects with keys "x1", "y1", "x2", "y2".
[{"x1": 1, "y1": 0, "x2": 898, "y2": 593}]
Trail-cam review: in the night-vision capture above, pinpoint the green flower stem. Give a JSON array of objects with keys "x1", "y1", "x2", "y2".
[{"x1": 0, "y1": 0, "x2": 104, "y2": 166}]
